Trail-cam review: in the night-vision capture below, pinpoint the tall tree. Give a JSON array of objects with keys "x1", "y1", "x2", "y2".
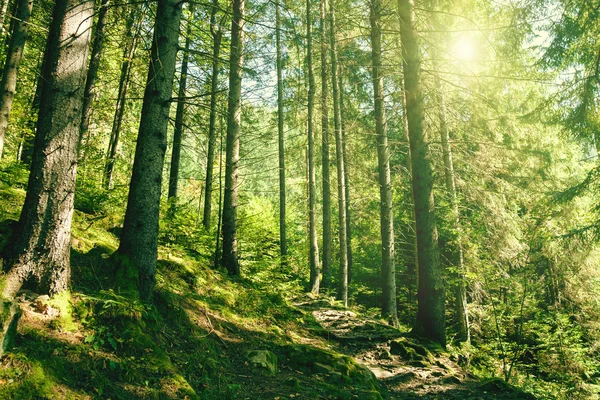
[
  {"x1": 79, "y1": 0, "x2": 109, "y2": 147},
  {"x1": 320, "y1": 0, "x2": 331, "y2": 287},
  {"x1": 398, "y1": 0, "x2": 445, "y2": 347},
  {"x1": 104, "y1": 6, "x2": 140, "y2": 190},
  {"x1": 329, "y1": 0, "x2": 348, "y2": 306},
  {"x1": 370, "y1": 0, "x2": 399, "y2": 327},
  {"x1": 339, "y1": 69, "x2": 352, "y2": 282},
  {"x1": 114, "y1": 0, "x2": 182, "y2": 300},
  {"x1": 202, "y1": 0, "x2": 223, "y2": 230},
  {"x1": 276, "y1": 0, "x2": 287, "y2": 263},
  {"x1": 221, "y1": 0, "x2": 245, "y2": 275},
  {"x1": 0, "y1": 0, "x2": 33, "y2": 158},
  {"x1": 1, "y1": 0, "x2": 93, "y2": 297},
  {"x1": 307, "y1": 0, "x2": 320, "y2": 294},
  {"x1": 168, "y1": 4, "x2": 194, "y2": 208}
]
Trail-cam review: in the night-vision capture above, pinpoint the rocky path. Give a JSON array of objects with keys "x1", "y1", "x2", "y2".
[{"x1": 297, "y1": 300, "x2": 535, "y2": 400}]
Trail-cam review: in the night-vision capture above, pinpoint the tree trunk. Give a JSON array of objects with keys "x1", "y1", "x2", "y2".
[
  {"x1": 115, "y1": 0, "x2": 182, "y2": 301},
  {"x1": 320, "y1": 0, "x2": 331, "y2": 288},
  {"x1": 168, "y1": 3, "x2": 194, "y2": 210},
  {"x1": 307, "y1": 0, "x2": 320, "y2": 294},
  {"x1": 276, "y1": 0, "x2": 287, "y2": 264},
  {"x1": 78, "y1": 0, "x2": 109, "y2": 150},
  {"x1": 0, "y1": 0, "x2": 32, "y2": 159},
  {"x1": 202, "y1": 0, "x2": 222, "y2": 230},
  {"x1": 329, "y1": 0, "x2": 348, "y2": 307},
  {"x1": 104, "y1": 6, "x2": 139, "y2": 190},
  {"x1": 221, "y1": 0, "x2": 244, "y2": 275},
  {"x1": 339, "y1": 68, "x2": 352, "y2": 283},
  {"x1": 398, "y1": 0, "x2": 446, "y2": 347},
  {"x1": 0, "y1": 0, "x2": 11, "y2": 36},
  {"x1": 370, "y1": 0, "x2": 399, "y2": 327},
  {"x1": 434, "y1": 74, "x2": 469, "y2": 343},
  {"x1": 1, "y1": 0, "x2": 93, "y2": 298}
]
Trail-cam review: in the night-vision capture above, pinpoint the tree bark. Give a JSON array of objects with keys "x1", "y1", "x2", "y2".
[
  {"x1": 104, "y1": 6, "x2": 139, "y2": 190},
  {"x1": 168, "y1": 3, "x2": 194, "y2": 210},
  {"x1": 307, "y1": 0, "x2": 320, "y2": 294},
  {"x1": 339, "y1": 68, "x2": 352, "y2": 283},
  {"x1": 78, "y1": 0, "x2": 109, "y2": 150},
  {"x1": 0, "y1": 0, "x2": 33, "y2": 159},
  {"x1": 398, "y1": 0, "x2": 446, "y2": 347},
  {"x1": 329, "y1": 0, "x2": 348, "y2": 307},
  {"x1": 370, "y1": 0, "x2": 399, "y2": 327},
  {"x1": 202, "y1": 0, "x2": 222, "y2": 230},
  {"x1": 115, "y1": 0, "x2": 182, "y2": 301},
  {"x1": 276, "y1": 0, "x2": 287, "y2": 264},
  {"x1": 221, "y1": 0, "x2": 244, "y2": 275},
  {"x1": 320, "y1": 0, "x2": 331, "y2": 288},
  {"x1": 1, "y1": 0, "x2": 93, "y2": 298}
]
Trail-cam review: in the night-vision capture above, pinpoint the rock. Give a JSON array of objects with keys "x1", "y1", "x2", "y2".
[
  {"x1": 0, "y1": 300, "x2": 21, "y2": 357},
  {"x1": 245, "y1": 350, "x2": 278, "y2": 375},
  {"x1": 389, "y1": 338, "x2": 435, "y2": 364},
  {"x1": 442, "y1": 375, "x2": 462, "y2": 384}
]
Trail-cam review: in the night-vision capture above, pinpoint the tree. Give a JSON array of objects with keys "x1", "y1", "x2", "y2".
[
  {"x1": 307, "y1": 0, "x2": 320, "y2": 294},
  {"x1": 0, "y1": 0, "x2": 33, "y2": 158},
  {"x1": 168, "y1": 4, "x2": 194, "y2": 210},
  {"x1": 329, "y1": 0, "x2": 348, "y2": 306},
  {"x1": 114, "y1": 0, "x2": 182, "y2": 300},
  {"x1": 0, "y1": 0, "x2": 93, "y2": 297},
  {"x1": 276, "y1": 0, "x2": 288, "y2": 264},
  {"x1": 104, "y1": 6, "x2": 140, "y2": 190},
  {"x1": 320, "y1": 0, "x2": 332, "y2": 287},
  {"x1": 79, "y1": 0, "x2": 109, "y2": 149},
  {"x1": 202, "y1": 0, "x2": 223, "y2": 230},
  {"x1": 221, "y1": 0, "x2": 245, "y2": 275},
  {"x1": 370, "y1": 0, "x2": 399, "y2": 327},
  {"x1": 398, "y1": 0, "x2": 445, "y2": 347}
]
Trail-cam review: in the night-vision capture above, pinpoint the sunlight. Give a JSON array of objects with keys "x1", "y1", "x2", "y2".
[{"x1": 453, "y1": 35, "x2": 476, "y2": 61}]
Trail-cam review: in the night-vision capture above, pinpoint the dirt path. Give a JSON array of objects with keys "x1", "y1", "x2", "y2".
[{"x1": 298, "y1": 301, "x2": 535, "y2": 400}]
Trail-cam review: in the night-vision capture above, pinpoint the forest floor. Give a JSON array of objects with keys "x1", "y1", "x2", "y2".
[{"x1": 0, "y1": 165, "x2": 539, "y2": 399}]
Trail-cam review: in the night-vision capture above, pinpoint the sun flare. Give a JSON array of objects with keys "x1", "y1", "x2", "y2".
[{"x1": 453, "y1": 35, "x2": 476, "y2": 61}]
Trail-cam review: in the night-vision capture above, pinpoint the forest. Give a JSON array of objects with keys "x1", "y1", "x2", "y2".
[{"x1": 0, "y1": 0, "x2": 597, "y2": 397}]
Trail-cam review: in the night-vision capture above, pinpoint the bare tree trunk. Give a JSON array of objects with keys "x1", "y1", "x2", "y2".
[
  {"x1": 370, "y1": 0, "x2": 399, "y2": 327},
  {"x1": 329, "y1": 0, "x2": 348, "y2": 307},
  {"x1": 276, "y1": 0, "x2": 287, "y2": 264},
  {"x1": 221, "y1": 0, "x2": 244, "y2": 275},
  {"x1": 202, "y1": 0, "x2": 222, "y2": 230},
  {"x1": 398, "y1": 0, "x2": 445, "y2": 347},
  {"x1": 115, "y1": 0, "x2": 182, "y2": 301},
  {"x1": 0, "y1": 0, "x2": 32, "y2": 158},
  {"x1": 104, "y1": 6, "x2": 140, "y2": 190},
  {"x1": 168, "y1": 3, "x2": 194, "y2": 211},
  {"x1": 307, "y1": 0, "x2": 320, "y2": 294},
  {"x1": 2, "y1": 0, "x2": 93, "y2": 298},
  {"x1": 339, "y1": 68, "x2": 352, "y2": 283},
  {"x1": 319, "y1": 0, "x2": 331, "y2": 288},
  {"x1": 78, "y1": 0, "x2": 109, "y2": 150},
  {"x1": 214, "y1": 118, "x2": 224, "y2": 267}
]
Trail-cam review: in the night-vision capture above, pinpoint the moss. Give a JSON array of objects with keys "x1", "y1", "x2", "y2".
[
  {"x1": 110, "y1": 252, "x2": 141, "y2": 297},
  {"x1": 0, "y1": 360, "x2": 55, "y2": 399},
  {"x1": 48, "y1": 291, "x2": 77, "y2": 332}
]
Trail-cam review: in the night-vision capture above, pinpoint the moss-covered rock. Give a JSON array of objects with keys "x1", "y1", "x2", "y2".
[
  {"x1": 245, "y1": 349, "x2": 278, "y2": 375},
  {"x1": 390, "y1": 338, "x2": 435, "y2": 364}
]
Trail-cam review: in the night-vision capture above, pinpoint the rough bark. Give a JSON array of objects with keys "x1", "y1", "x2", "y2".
[
  {"x1": 307, "y1": 0, "x2": 320, "y2": 294},
  {"x1": 370, "y1": 0, "x2": 399, "y2": 327},
  {"x1": 79, "y1": 0, "x2": 109, "y2": 148},
  {"x1": 202, "y1": 0, "x2": 222, "y2": 230},
  {"x1": 168, "y1": 4, "x2": 194, "y2": 208},
  {"x1": 329, "y1": 0, "x2": 348, "y2": 307},
  {"x1": 276, "y1": 0, "x2": 287, "y2": 263},
  {"x1": 104, "y1": 6, "x2": 139, "y2": 190},
  {"x1": 434, "y1": 74, "x2": 469, "y2": 343},
  {"x1": 1, "y1": 0, "x2": 94, "y2": 298},
  {"x1": 320, "y1": 0, "x2": 331, "y2": 288},
  {"x1": 115, "y1": 0, "x2": 182, "y2": 301},
  {"x1": 0, "y1": 0, "x2": 33, "y2": 159},
  {"x1": 221, "y1": 0, "x2": 244, "y2": 275},
  {"x1": 398, "y1": 0, "x2": 446, "y2": 347}
]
